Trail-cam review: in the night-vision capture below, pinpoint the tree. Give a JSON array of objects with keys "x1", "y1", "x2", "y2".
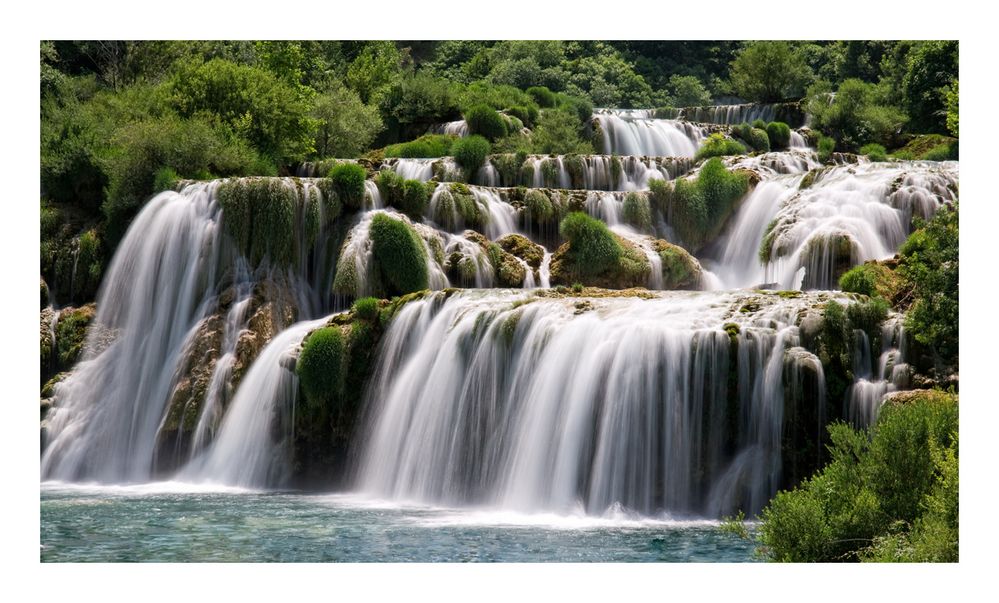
[
  {"x1": 729, "y1": 41, "x2": 813, "y2": 103},
  {"x1": 311, "y1": 81, "x2": 383, "y2": 158},
  {"x1": 807, "y1": 79, "x2": 908, "y2": 150},
  {"x1": 530, "y1": 109, "x2": 593, "y2": 154},
  {"x1": 668, "y1": 74, "x2": 711, "y2": 107},
  {"x1": 346, "y1": 42, "x2": 403, "y2": 104},
  {"x1": 902, "y1": 41, "x2": 958, "y2": 134},
  {"x1": 945, "y1": 79, "x2": 959, "y2": 138}
]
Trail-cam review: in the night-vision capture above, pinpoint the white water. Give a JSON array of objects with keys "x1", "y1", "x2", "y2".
[
  {"x1": 355, "y1": 289, "x2": 831, "y2": 517},
  {"x1": 181, "y1": 318, "x2": 328, "y2": 488},
  {"x1": 847, "y1": 315, "x2": 911, "y2": 426},
  {"x1": 391, "y1": 158, "x2": 436, "y2": 181},
  {"x1": 594, "y1": 109, "x2": 705, "y2": 157}
]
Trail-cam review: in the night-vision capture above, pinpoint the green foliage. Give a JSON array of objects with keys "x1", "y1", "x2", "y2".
[
  {"x1": 329, "y1": 163, "x2": 367, "y2": 209},
  {"x1": 379, "y1": 72, "x2": 460, "y2": 140},
  {"x1": 622, "y1": 192, "x2": 652, "y2": 232},
  {"x1": 898, "y1": 204, "x2": 959, "y2": 367},
  {"x1": 730, "y1": 41, "x2": 813, "y2": 102},
  {"x1": 807, "y1": 79, "x2": 907, "y2": 150},
  {"x1": 384, "y1": 134, "x2": 454, "y2": 158},
  {"x1": 558, "y1": 212, "x2": 622, "y2": 276},
  {"x1": 758, "y1": 392, "x2": 958, "y2": 562},
  {"x1": 695, "y1": 133, "x2": 747, "y2": 161},
  {"x1": 945, "y1": 79, "x2": 958, "y2": 138},
  {"x1": 311, "y1": 80, "x2": 383, "y2": 158},
  {"x1": 668, "y1": 74, "x2": 712, "y2": 107},
  {"x1": 571, "y1": 282, "x2": 584, "y2": 294},
  {"x1": 352, "y1": 297, "x2": 379, "y2": 322},
  {"x1": 523, "y1": 189, "x2": 556, "y2": 225},
  {"x1": 859, "y1": 143, "x2": 887, "y2": 162},
  {"x1": 452, "y1": 135, "x2": 491, "y2": 177},
  {"x1": 732, "y1": 125, "x2": 770, "y2": 153},
  {"x1": 664, "y1": 158, "x2": 750, "y2": 248},
  {"x1": 765, "y1": 122, "x2": 792, "y2": 150},
  {"x1": 297, "y1": 327, "x2": 345, "y2": 409},
  {"x1": 152, "y1": 167, "x2": 180, "y2": 192},
  {"x1": 922, "y1": 144, "x2": 956, "y2": 161},
  {"x1": 369, "y1": 213, "x2": 429, "y2": 296},
  {"x1": 399, "y1": 179, "x2": 431, "y2": 220},
  {"x1": 530, "y1": 109, "x2": 593, "y2": 155},
  {"x1": 346, "y1": 41, "x2": 402, "y2": 104},
  {"x1": 55, "y1": 305, "x2": 96, "y2": 368},
  {"x1": 526, "y1": 86, "x2": 556, "y2": 108},
  {"x1": 817, "y1": 135, "x2": 836, "y2": 161},
  {"x1": 902, "y1": 41, "x2": 958, "y2": 134},
  {"x1": 217, "y1": 179, "x2": 300, "y2": 266},
  {"x1": 839, "y1": 264, "x2": 879, "y2": 297},
  {"x1": 168, "y1": 58, "x2": 315, "y2": 163},
  {"x1": 464, "y1": 104, "x2": 508, "y2": 141}
]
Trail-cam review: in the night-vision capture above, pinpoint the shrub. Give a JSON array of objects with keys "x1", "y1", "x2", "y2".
[
  {"x1": 329, "y1": 163, "x2": 367, "y2": 209},
  {"x1": 217, "y1": 179, "x2": 298, "y2": 266},
  {"x1": 352, "y1": 297, "x2": 379, "y2": 322},
  {"x1": 898, "y1": 204, "x2": 959, "y2": 367},
  {"x1": 370, "y1": 213, "x2": 429, "y2": 296},
  {"x1": 766, "y1": 122, "x2": 792, "y2": 150},
  {"x1": 622, "y1": 192, "x2": 652, "y2": 232},
  {"x1": 757, "y1": 391, "x2": 958, "y2": 562},
  {"x1": 398, "y1": 179, "x2": 431, "y2": 220},
  {"x1": 523, "y1": 189, "x2": 556, "y2": 225},
  {"x1": 375, "y1": 170, "x2": 404, "y2": 204},
  {"x1": 729, "y1": 41, "x2": 813, "y2": 102},
  {"x1": 152, "y1": 167, "x2": 180, "y2": 192},
  {"x1": 817, "y1": 136, "x2": 836, "y2": 161},
  {"x1": 751, "y1": 119, "x2": 767, "y2": 130},
  {"x1": 839, "y1": 264, "x2": 879, "y2": 297},
  {"x1": 558, "y1": 212, "x2": 621, "y2": 276},
  {"x1": 297, "y1": 327, "x2": 345, "y2": 409},
  {"x1": 312, "y1": 80, "x2": 384, "y2": 158},
  {"x1": 464, "y1": 104, "x2": 508, "y2": 141},
  {"x1": 696, "y1": 133, "x2": 747, "y2": 161},
  {"x1": 506, "y1": 105, "x2": 533, "y2": 128},
  {"x1": 922, "y1": 144, "x2": 955, "y2": 161},
  {"x1": 807, "y1": 79, "x2": 908, "y2": 150},
  {"x1": 383, "y1": 134, "x2": 454, "y2": 158},
  {"x1": 664, "y1": 158, "x2": 748, "y2": 248},
  {"x1": 452, "y1": 135, "x2": 491, "y2": 177},
  {"x1": 527, "y1": 86, "x2": 556, "y2": 108},
  {"x1": 859, "y1": 143, "x2": 887, "y2": 162},
  {"x1": 530, "y1": 109, "x2": 593, "y2": 154}
]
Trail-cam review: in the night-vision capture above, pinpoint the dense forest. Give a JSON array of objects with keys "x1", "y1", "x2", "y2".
[{"x1": 40, "y1": 40, "x2": 959, "y2": 564}]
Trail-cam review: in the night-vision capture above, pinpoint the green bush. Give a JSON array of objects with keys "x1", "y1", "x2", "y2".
[
  {"x1": 152, "y1": 167, "x2": 180, "y2": 192},
  {"x1": 523, "y1": 189, "x2": 556, "y2": 225},
  {"x1": 384, "y1": 134, "x2": 454, "y2": 158},
  {"x1": 622, "y1": 192, "x2": 652, "y2": 232},
  {"x1": 695, "y1": 133, "x2": 747, "y2": 161},
  {"x1": 859, "y1": 143, "x2": 887, "y2": 162},
  {"x1": 217, "y1": 179, "x2": 298, "y2": 266},
  {"x1": 329, "y1": 163, "x2": 367, "y2": 209},
  {"x1": 370, "y1": 213, "x2": 429, "y2": 296},
  {"x1": 817, "y1": 135, "x2": 836, "y2": 161},
  {"x1": 297, "y1": 327, "x2": 345, "y2": 409},
  {"x1": 398, "y1": 179, "x2": 431, "y2": 220},
  {"x1": 452, "y1": 135, "x2": 491, "y2": 177},
  {"x1": 757, "y1": 391, "x2": 958, "y2": 562},
  {"x1": 312, "y1": 80, "x2": 384, "y2": 158},
  {"x1": 729, "y1": 41, "x2": 813, "y2": 102},
  {"x1": 839, "y1": 264, "x2": 879, "y2": 296},
  {"x1": 352, "y1": 297, "x2": 379, "y2": 322},
  {"x1": 375, "y1": 170, "x2": 404, "y2": 204},
  {"x1": 766, "y1": 122, "x2": 792, "y2": 150},
  {"x1": 530, "y1": 108, "x2": 593, "y2": 155},
  {"x1": 922, "y1": 144, "x2": 955, "y2": 161},
  {"x1": 464, "y1": 104, "x2": 508, "y2": 141},
  {"x1": 558, "y1": 212, "x2": 622, "y2": 276},
  {"x1": 663, "y1": 158, "x2": 748, "y2": 248},
  {"x1": 899, "y1": 204, "x2": 959, "y2": 367},
  {"x1": 527, "y1": 86, "x2": 556, "y2": 108},
  {"x1": 751, "y1": 119, "x2": 767, "y2": 130},
  {"x1": 506, "y1": 105, "x2": 533, "y2": 128},
  {"x1": 807, "y1": 79, "x2": 908, "y2": 150}
]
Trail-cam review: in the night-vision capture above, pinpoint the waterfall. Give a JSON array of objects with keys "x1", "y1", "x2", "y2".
[
  {"x1": 41, "y1": 184, "x2": 226, "y2": 482},
  {"x1": 391, "y1": 158, "x2": 436, "y2": 181},
  {"x1": 429, "y1": 120, "x2": 469, "y2": 137},
  {"x1": 181, "y1": 318, "x2": 328, "y2": 488},
  {"x1": 846, "y1": 315, "x2": 911, "y2": 427},
  {"x1": 593, "y1": 109, "x2": 705, "y2": 157},
  {"x1": 354, "y1": 289, "x2": 832, "y2": 517}
]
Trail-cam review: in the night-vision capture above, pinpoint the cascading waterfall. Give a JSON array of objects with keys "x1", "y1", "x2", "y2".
[
  {"x1": 846, "y1": 315, "x2": 910, "y2": 427},
  {"x1": 429, "y1": 120, "x2": 469, "y2": 137},
  {"x1": 354, "y1": 289, "x2": 830, "y2": 517},
  {"x1": 593, "y1": 109, "x2": 706, "y2": 157}
]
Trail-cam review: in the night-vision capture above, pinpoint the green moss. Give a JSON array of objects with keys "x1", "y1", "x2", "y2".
[
  {"x1": 329, "y1": 163, "x2": 367, "y2": 209},
  {"x1": 695, "y1": 133, "x2": 747, "y2": 161},
  {"x1": 297, "y1": 327, "x2": 345, "y2": 410},
  {"x1": 352, "y1": 297, "x2": 379, "y2": 322},
  {"x1": 399, "y1": 179, "x2": 430, "y2": 220},
  {"x1": 558, "y1": 212, "x2": 622, "y2": 277},
  {"x1": 384, "y1": 134, "x2": 454, "y2": 158},
  {"x1": 759, "y1": 218, "x2": 780, "y2": 263},
  {"x1": 540, "y1": 158, "x2": 560, "y2": 188},
  {"x1": 657, "y1": 243, "x2": 700, "y2": 289},
  {"x1": 524, "y1": 189, "x2": 555, "y2": 225},
  {"x1": 666, "y1": 158, "x2": 750, "y2": 249},
  {"x1": 766, "y1": 121, "x2": 792, "y2": 150},
  {"x1": 610, "y1": 155, "x2": 623, "y2": 189},
  {"x1": 497, "y1": 234, "x2": 544, "y2": 269},
  {"x1": 859, "y1": 143, "x2": 887, "y2": 162},
  {"x1": 622, "y1": 192, "x2": 653, "y2": 232},
  {"x1": 564, "y1": 154, "x2": 586, "y2": 189},
  {"x1": 817, "y1": 136, "x2": 836, "y2": 162},
  {"x1": 452, "y1": 135, "x2": 491, "y2": 178},
  {"x1": 217, "y1": 179, "x2": 299, "y2": 266},
  {"x1": 370, "y1": 213, "x2": 429, "y2": 296},
  {"x1": 732, "y1": 123, "x2": 770, "y2": 152},
  {"x1": 55, "y1": 305, "x2": 96, "y2": 369},
  {"x1": 464, "y1": 104, "x2": 507, "y2": 141},
  {"x1": 153, "y1": 167, "x2": 180, "y2": 192}
]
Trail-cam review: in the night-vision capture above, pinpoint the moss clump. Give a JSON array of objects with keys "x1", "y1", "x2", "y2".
[
  {"x1": 610, "y1": 155, "x2": 623, "y2": 189},
  {"x1": 452, "y1": 135, "x2": 491, "y2": 178},
  {"x1": 733, "y1": 123, "x2": 770, "y2": 152},
  {"x1": 523, "y1": 189, "x2": 556, "y2": 225},
  {"x1": 464, "y1": 104, "x2": 508, "y2": 141},
  {"x1": 384, "y1": 134, "x2": 454, "y2": 158},
  {"x1": 765, "y1": 121, "x2": 792, "y2": 150},
  {"x1": 817, "y1": 136, "x2": 836, "y2": 162},
  {"x1": 217, "y1": 179, "x2": 300, "y2": 266},
  {"x1": 496, "y1": 234, "x2": 545, "y2": 269},
  {"x1": 622, "y1": 192, "x2": 653, "y2": 232},
  {"x1": 153, "y1": 167, "x2": 180, "y2": 193},
  {"x1": 661, "y1": 158, "x2": 750, "y2": 250},
  {"x1": 839, "y1": 262, "x2": 903, "y2": 302},
  {"x1": 653, "y1": 239, "x2": 701, "y2": 289},
  {"x1": 564, "y1": 154, "x2": 586, "y2": 189},
  {"x1": 352, "y1": 297, "x2": 380, "y2": 322},
  {"x1": 297, "y1": 326, "x2": 345, "y2": 409},
  {"x1": 890, "y1": 134, "x2": 958, "y2": 161},
  {"x1": 370, "y1": 213, "x2": 429, "y2": 296},
  {"x1": 55, "y1": 304, "x2": 96, "y2": 368},
  {"x1": 859, "y1": 143, "x2": 887, "y2": 162},
  {"x1": 399, "y1": 179, "x2": 431, "y2": 220},
  {"x1": 558, "y1": 212, "x2": 621, "y2": 277},
  {"x1": 695, "y1": 133, "x2": 747, "y2": 161},
  {"x1": 491, "y1": 153, "x2": 527, "y2": 186},
  {"x1": 329, "y1": 163, "x2": 367, "y2": 209},
  {"x1": 527, "y1": 86, "x2": 556, "y2": 108}
]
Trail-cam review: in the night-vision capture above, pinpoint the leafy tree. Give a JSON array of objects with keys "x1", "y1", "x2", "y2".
[
  {"x1": 945, "y1": 79, "x2": 959, "y2": 138},
  {"x1": 807, "y1": 79, "x2": 907, "y2": 150},
  {"x1": 346, "y1": 41, "x2": 402, "y2": 104},
  {"x1": 902, "y1": 41, "x2": 958, "y2": 134},
  {"x1": 311, "y1": 80, "x2": 383, "y2": 158},
  {"x1": 379, "y1": 72, "x2": 460, "y2": 141},
  {"x1": 668, "y1": 74, "x2": 712, "y2": 107},
  {"x1": 729, "y1": 41, "x2": 813, "y2": 102}
]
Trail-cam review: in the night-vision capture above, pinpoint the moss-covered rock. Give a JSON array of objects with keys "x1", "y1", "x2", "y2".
[
  {"x1": 496, "y1": 234, "x2": 545, "y2": 270},
  {"x1": 40, "y1": 278, "x2": 50, "y2": 310},
  {"x1": 55, "y1": 304, "x2": 96, "y2": 369},
  {"x1": 370, "y1": 213, "x2": 429, "y2": 296},
  {"x1": 550, "y1": 231, "x2": 653, "y2": 290},
  {"x1": 40, "y1": 308, "x2": 56, "y2": 382},
  {"x1": 839, "y1": 260, "x2": 906, "y2": 305},
  {"x1": 652, "y1": 239, "x2": 702, "y2": 289}
]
